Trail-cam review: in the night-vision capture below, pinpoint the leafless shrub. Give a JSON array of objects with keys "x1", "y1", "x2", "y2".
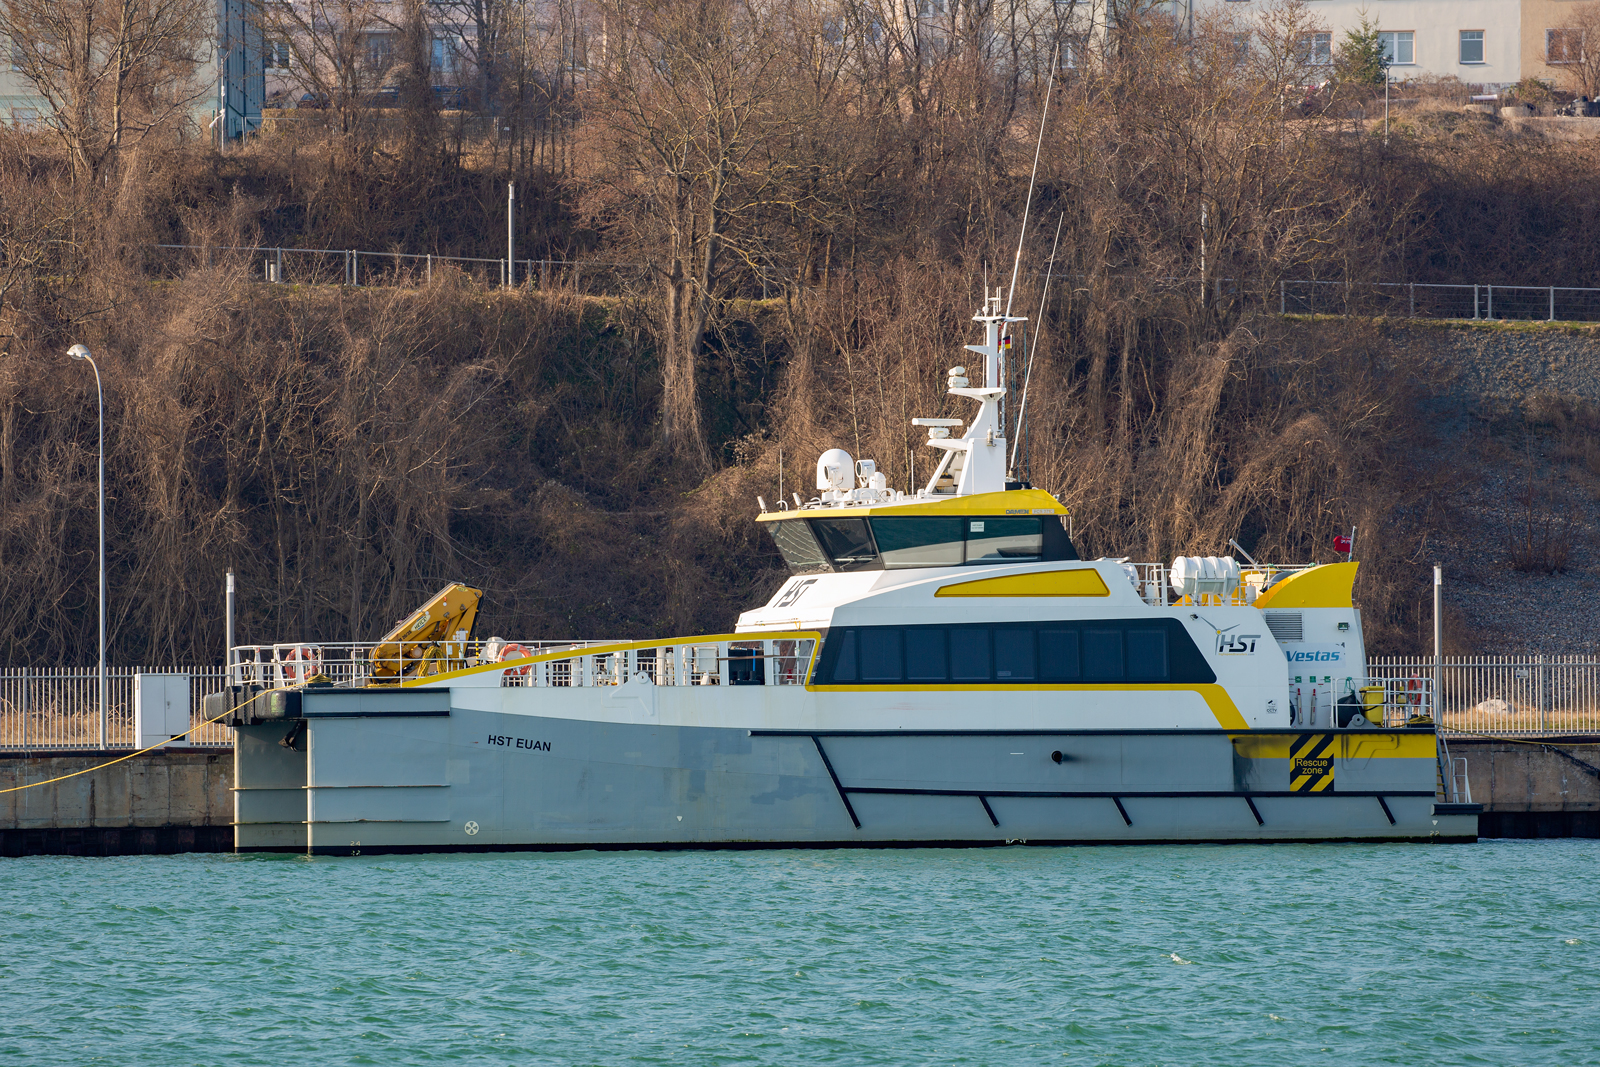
[{"x1": 1503, "y1": 436, "x2": 1578, "y2": 574}]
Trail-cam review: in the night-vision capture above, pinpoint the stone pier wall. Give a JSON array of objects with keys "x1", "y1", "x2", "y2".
[
  {"x1": 1448, "y1": 737, "x2": 1600, "y2": 838},
  {"x1": 0, "y1": 749, "x2": 234, "y2": 857}
]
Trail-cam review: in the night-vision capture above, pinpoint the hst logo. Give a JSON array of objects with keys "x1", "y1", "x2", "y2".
[
  {"x1": 1217, "y1": 633, "x2": 1261, "y2": 654},
  {"x1": 773, "y1": 578, "x2": 818, "y2": 609}
]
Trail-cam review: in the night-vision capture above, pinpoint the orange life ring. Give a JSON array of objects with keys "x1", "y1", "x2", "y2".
[
  {"x1": 1405, "y1": 675, "x2": 1422, "y2": 706},
  {"x1": 499, "y1": 642, "x2": 533, "y2": 677},
  {"x1": 283, "y1": 645, "x2": 321, "y2": 684}
]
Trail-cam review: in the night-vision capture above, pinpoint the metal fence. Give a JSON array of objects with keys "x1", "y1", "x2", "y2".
[
  {"x1": 1282, "y1": 280, "x2": 1600, "y2": 323},
  {"x1": 5, "y1": 655, "x2": 1593, "y2": 751},
  {"x1": 1369, "y1": 656, "x2": 1600, "y2": 736},
  {"x1": 0, "y1": 667, "x2": 232, "y2": 751},
  {"x1": 137, "y1": 248, "x2": 1600, "y2": 323},
  {"x1": 145, "y1": 244, "x2": 649, "y2": 297}
]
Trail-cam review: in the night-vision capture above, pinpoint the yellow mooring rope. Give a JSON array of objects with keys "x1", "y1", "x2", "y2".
[{"x1": 0, "y1": 688, "x2": 280, "y2": 795}]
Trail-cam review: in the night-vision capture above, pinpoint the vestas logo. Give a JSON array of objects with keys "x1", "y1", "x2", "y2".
[{"x1": 1286, "y1": 648, "x2": 1344, "y2": 663}]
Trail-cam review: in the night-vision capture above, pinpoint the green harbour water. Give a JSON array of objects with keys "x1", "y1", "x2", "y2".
[{"x1": 2, "y1": 840, "x2": 1597, "y2": 1066}]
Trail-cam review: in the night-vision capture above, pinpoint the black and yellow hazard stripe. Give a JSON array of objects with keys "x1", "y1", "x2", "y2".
[{"x1": 1290, "y1": 733, "x2": 1336, "y2": 793}]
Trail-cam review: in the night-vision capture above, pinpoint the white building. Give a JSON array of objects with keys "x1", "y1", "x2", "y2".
[
  {"x1": 1197, "y1": 0, "x2": 1524, "y2": 87},
  {"x1": 2, "y1": 0, "x2": 261, "y2": 140}
]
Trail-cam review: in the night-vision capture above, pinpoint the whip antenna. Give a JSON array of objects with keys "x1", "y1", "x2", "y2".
[
  {"x1": 1002, "y1": 41, "x2": 1061, "y2": 324},
  {"x1": 1010, "y1": 211, "x2": 1064, "y2": 475}
]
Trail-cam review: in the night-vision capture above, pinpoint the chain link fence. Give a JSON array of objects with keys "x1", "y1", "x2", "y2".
[
  {"x1": 1281, "y1": 280, "x2": 1600, "y2": 323},
  {"x1": 145, "y1": 244, "x2": 650, "y2": 297}
]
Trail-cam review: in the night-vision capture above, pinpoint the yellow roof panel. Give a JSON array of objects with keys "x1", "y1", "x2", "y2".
[{"x1": 756, "y1": 488, "x2": 1067, "y2": 522}]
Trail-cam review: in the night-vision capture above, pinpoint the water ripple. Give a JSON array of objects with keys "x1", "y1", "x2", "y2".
[{"x1": 1, "y1": 841, "x2": 1597, "y2": 1065}]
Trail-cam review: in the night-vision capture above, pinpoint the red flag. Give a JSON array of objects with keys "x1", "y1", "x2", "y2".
[{"x1": 1333, "y1": 535, "x2": 1352, "y2": 553}]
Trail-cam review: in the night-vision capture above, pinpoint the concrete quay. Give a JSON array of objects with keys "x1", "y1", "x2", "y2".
[
  {"x1": 1449, "y1": 737, "x2": 1600, "y2": 838},
  {"x1": 1, "y1": 748, "x2": 233, "y2": 857}
]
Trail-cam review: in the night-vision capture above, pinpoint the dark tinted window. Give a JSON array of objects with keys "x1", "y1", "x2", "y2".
[
  {"x1": 820, "y1": 620, "x2": 1212, "y2": 685},
  {"x1": 993, "y1": 628, "x2": 1036, "y2": 680},
  {"x1": 811, "y1": 518, "x2": 877, "y2": 569},
  {"x1": 1127, "y1": 629, "x2": 1169, "y2": 681},
  {"x1": 904, "y1": 627, "x2": 947, "y2": 681},
  {"x1": 965, "y1": 518, "x2": 1043, "y2": 562},
  {"x1": 1083, "y1": 629, "x2": 1124, "y2": 681},
  {"x1": 810, "y1": 518, "x2": 876, "y2": 568},
  {"x1": 950, "y1": 627, "x2": 991, "y2": 681},
  {"x1": 831, "y1": 630, "x2": 858, "y2": 681},
  {"x1": 1040, "y1": 629, "x2": 1080, "y2": 681},
  {"x1": 859, "y1": 628, "x2": 903, "y2": 682},
  {"x1": 872, "y1": 517, "x2": 964, "y2": 568},
  {"x1": 768, "y1": 519, "x2": 831, "y2": 574}
]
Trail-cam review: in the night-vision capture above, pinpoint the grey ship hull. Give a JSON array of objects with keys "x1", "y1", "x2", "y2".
[{"x1": 233, "y1": 697, "x2": 1476, "y2": 854}]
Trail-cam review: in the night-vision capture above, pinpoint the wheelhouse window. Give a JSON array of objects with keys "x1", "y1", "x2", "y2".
[
  {"x1": 768, "y1": 519, "x2": 831, "y2": 574},
  {"x1": 873, "y1": 516, "x2": 964, "y2": 568},
  {"x1": 764, "y1": 514, "x2": 1077, "y2": 574},
  {"x1": 965, "y1": 518, "x2": 1043, "y2": 562},
  {"x1": 810, "y1": 517, "x2": 878, "y2": 570},
  {"x1": 817, "y1": 620, "x2": 1211, "y2": 685}
]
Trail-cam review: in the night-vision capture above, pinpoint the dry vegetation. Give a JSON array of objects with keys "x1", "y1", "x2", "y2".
[{"x1": 3, "y1": 0, "x2": 1600, "y2": 665}]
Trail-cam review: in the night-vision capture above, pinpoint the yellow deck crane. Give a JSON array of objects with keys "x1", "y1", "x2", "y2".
[{"x1": 368, "y1": 582, "x2": 485, "y2": 682}]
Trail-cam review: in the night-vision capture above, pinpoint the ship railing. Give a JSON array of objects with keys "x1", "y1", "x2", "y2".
[
  {"x1": 1122, "y1": 561, "x2": 1315, "y2": 607},
  {"x1": 501, "y1": 637, "x2": 820, "y2": 688},
  {"x1": 1356, "y1": 676, "x2": 1434, "y2": 728},
  {"x1": 226, "y1": 635, "x2": 821, "y2": 689},
  {"x1": 1286, "y1": 675, "x2": 1434, "y2": 729},
  {"x1": 227, "y1": 639, "x2": 619, "y2": 689}
]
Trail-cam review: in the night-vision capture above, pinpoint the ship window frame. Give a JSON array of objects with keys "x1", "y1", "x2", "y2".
[
  {"x1": 809, "y1": 517, "x2": 880, "y2": 571},
  {"x1": 873, "y1": 516, "x2": 965, "y2": 569},
  {"x1": 767, "y1": 518, "x2": 832, "y2": 575},
  {"x1": 858, "y1": 627, "x2": 904, "y2": 682},
  {"x1": 1039, "y1": 628, "x2": 1081, "y2": 681},
  {"x1": 766, "y1": 514, "x2": 1080, "y2": 576},
  {"x1": 965, "y1": 518, "x2": 1044, "y2": 562},
  {"x1": 904, "y1": 626, "x2": 949, "y2": 681},
  {"x1": 816, "y1": 619, "x2": 1212, "y2": 686}
]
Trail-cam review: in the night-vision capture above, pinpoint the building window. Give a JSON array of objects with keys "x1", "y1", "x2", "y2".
[
  {"x1": 1459, "y1": 30, "x2": 1484, "y2": 64},
  {"x1": 363, "y1": 33, "x2": 393, "y2": 70},
  {"x1": 1301, "y1": 32, "x2": 1332, "y2": 66},
  {"x1": 12, "y1": 108, "x2": 39, "y2": 129},
  {"x1": 9, "y1": 39, "x2": 24, "y2": 72},
  {"x1": 1378, "y1": 30, "x2": 1414, "y2": 66},
  {"x1": 1060, "y1": 35, "x2": 1085, "y2": 69},
  {"x1": 265, "y1": 39, "x2": 291, "y2": 71},
  {"x1": 1548, "y1": 28, "x2": 1583, "y2": 64},
  {"x1": 431, "y1": 37, "x2": 460, "y2": 75}
]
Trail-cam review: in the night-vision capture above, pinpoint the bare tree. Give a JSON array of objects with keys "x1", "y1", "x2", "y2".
[
  {"x1": 424, "y1": 0, "x2": 517, "y2": 111},
  {"x1": 1554, "y1": 2, "x2": 1600, "y2": 100},
  {"x1": 254, "y1": 0, "x2": 396, "y2": 143},
  {"x1": 0, "y1": 0, "x2": 210, "y2": 180},
  {"x1": 587, "y1": 0, "x2": 793, "y2": 462}
]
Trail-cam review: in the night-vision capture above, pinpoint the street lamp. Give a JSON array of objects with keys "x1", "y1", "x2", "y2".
[{"x1": 68, "y1": 344, "x2": 107, "y2": 750}]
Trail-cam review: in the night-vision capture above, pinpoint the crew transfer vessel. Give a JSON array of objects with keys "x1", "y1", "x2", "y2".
[{"x1": 215, "y1": 294, "x2": 1480, "y2": 853}]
